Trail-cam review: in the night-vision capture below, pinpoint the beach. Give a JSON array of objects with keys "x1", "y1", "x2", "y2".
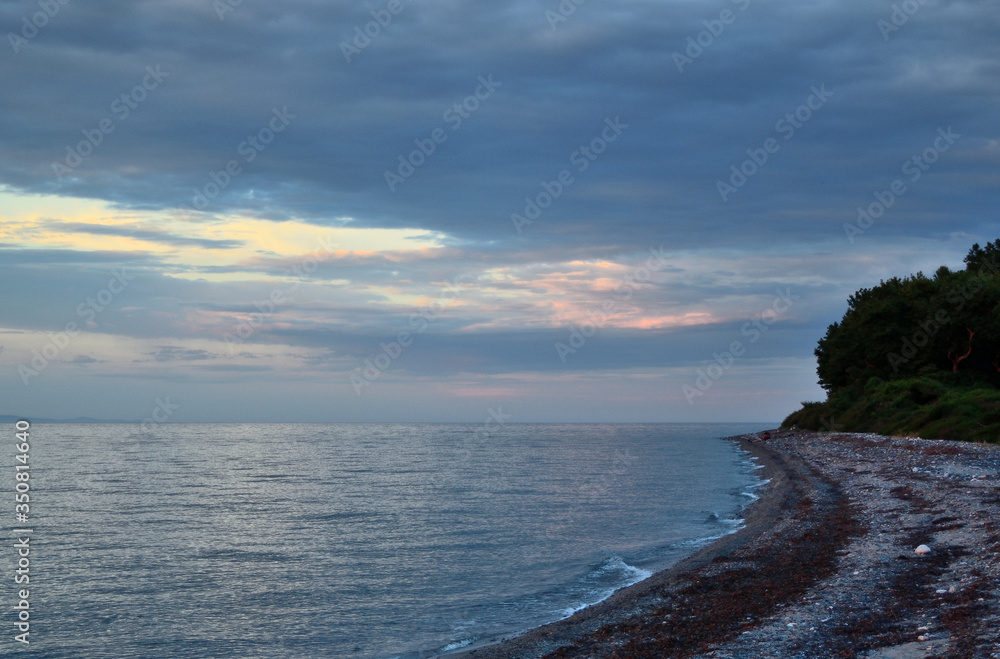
[{"x1": 454, "y1": 430, "x2": 1000, "y2": 658}]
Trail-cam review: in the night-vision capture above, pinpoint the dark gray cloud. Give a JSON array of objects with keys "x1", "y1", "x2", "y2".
[
  {"x1": 0, "y1": 248, "x2": 154, "y2": 265},
  {"x1": 0, "y1": 0, "x2": 994, "y2": 251},
  {"x1": 143, "y1": 346, "x2": 218, "y2": 362},
  {"x1": 51, "y1": 222, "x2": 244, "y2": 249}
]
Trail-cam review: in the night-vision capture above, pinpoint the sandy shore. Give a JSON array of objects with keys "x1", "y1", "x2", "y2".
[{"x1": 453, "y1": 430, "x2": 1000, "y2": 659}]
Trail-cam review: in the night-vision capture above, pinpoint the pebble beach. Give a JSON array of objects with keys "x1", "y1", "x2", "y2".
[{"x1": 455, "y1": 430, "x2": 1000, "y2": 658}]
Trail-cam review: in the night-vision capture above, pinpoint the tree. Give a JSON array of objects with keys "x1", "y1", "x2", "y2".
[
  {"x1": 815, "y1": 241, "x2": 1000, "y2": 393},
  {"x1": 963, "y1": 238, "x2": 1000, "y2": 273}
]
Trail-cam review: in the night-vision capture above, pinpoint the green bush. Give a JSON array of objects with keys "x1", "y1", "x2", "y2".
[{"x1": 782, "y1": 382, "x2": 1000, "y2": 443}]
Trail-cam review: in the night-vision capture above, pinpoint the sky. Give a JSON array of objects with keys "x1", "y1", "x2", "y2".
[{"x1": 1, "y1": 0, "x2": 997, "y2": 423}]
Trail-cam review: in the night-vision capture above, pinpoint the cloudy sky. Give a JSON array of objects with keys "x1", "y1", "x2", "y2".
[{"x1": 1, "y1": 0, "x2": 997, "y2": 423}]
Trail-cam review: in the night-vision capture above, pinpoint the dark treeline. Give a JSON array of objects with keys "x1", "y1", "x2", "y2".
[{"x1": 784, "y1": 240, "x2": 1000, "y2": 443}]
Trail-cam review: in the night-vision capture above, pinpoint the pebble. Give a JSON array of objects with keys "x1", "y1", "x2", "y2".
[{"x1": 699, "y1": 431, "x2": 1000, "y2": 657}]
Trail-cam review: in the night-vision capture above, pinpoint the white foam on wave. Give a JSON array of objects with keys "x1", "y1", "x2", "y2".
[
  {"x1": 740, "y1": 475, "x2": 773, "y2": 502},
  {"x1": 707, "y1": 511, "x2": 744, "y2": 526},
  {"x1": 559, "y1": 600, "x2": 596, "y2": 619},
  {"x1": 682, "y1": 518, "x2": 746, "y2": 547},
  {"x1": 440, "y1": 638, "x2": 474, "y2": 652},
  {"x1": 558, "y1": 522, "x2": 752, "y2": 619},
  {"x1": 557, "y1": 556, "x2": 653, "y2": 619},
  {"x1": 606, "y1": 555, "x2": 653, "y2": 585}
]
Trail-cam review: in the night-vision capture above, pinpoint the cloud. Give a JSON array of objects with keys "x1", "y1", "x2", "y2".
[
  {"x1": 51, "y1": 222, "x2": 244, "y2": 250},
  {"x1": 0, "y1": 0, "x2": 991, "y2": 252},
  {"x1": 0, "y1": 0, "x2": 995, "y2": 421},
  {"x1": 143, "y1": 346, "x2": 219, "y2": 362},
  {"x1": 0, "y1": 248, "x2": 154, "y2": 265}
]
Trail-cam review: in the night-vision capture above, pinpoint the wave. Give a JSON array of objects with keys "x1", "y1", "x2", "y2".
[
  {"x1": 706, "y1": 510, "x2": 745, "y2": 527},
  {"x1": 557, "y1": 555, "x2": 653, "y2": 619},
  {"x1": 439, "y1": 638, "x2": 474, "y2": 653}
]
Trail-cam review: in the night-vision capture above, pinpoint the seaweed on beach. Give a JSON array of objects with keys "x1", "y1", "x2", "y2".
[
  {"x1": 936, "y1": 573, "x2": 993, "y2": 659},
  {"x1": 825, "y1": 537, "x2": 971, "y2": 656}
]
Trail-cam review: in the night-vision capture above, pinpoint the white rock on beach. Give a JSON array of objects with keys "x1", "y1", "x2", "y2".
[{"x1": 915, "y1": 544, "x2": 931, "y2": 555}]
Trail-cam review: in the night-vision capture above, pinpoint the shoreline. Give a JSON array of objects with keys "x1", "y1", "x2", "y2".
[
  {"x1": 451, "y1": 432, "x2": 830, "y2": 658},
  {"x1": 453, "y1": 430, "x2": 1000, "y2": 658}
]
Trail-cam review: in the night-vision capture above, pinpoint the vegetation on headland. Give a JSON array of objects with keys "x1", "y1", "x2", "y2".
[{"x1": 783, "y1": 240, "x2": 1000, "y2": 443}]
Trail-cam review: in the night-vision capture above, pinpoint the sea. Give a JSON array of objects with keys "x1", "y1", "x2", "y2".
[{"x1": 6, "y1": 422, "x2": 772, "y2": 658}]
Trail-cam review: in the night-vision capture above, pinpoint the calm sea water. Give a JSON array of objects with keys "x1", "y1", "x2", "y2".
[{"x1": 8, "y1": 423, "x2": 769, "y2": 658}]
